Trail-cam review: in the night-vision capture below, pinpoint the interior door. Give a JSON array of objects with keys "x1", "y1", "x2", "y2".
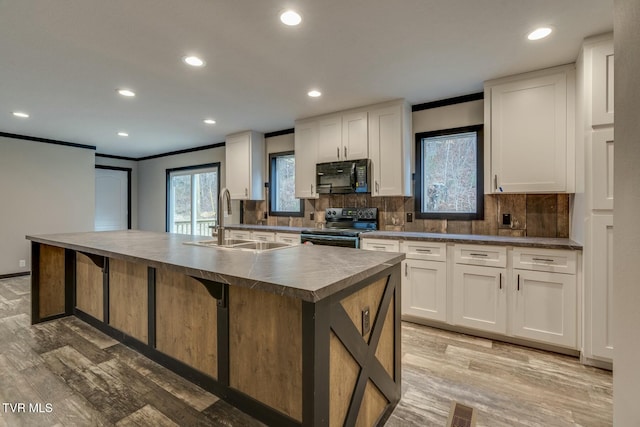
[{"x1": 95, "y1": 167, "x2": 129, "y2": 231}]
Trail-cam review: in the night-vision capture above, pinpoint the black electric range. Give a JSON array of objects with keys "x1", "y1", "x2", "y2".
[{"x1": 300, "y1": 207, "x2": 378, "y2": 248}]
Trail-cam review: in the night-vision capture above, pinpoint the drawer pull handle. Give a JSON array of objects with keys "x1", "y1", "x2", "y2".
[
  {"x1": 532, "y1": 258, "x2": 555, "y2": 263},
  {"x1": 415, "y1": 249, "x2": 432, "y2": 253},
  {"x1": 499, "y1": 273, "x2": 502, "y2": 290},
  {"x1": 373, "y1": 246, "x2": 386, "y2": 250},
  {"x1": 470, "y1": 253, "x2": 489, "y2": 257},
  {"x1": 405, "y1": 263, "x2": 408, "y2": 276},
  {"x1": 517, "y1": 274, "x2": 520, "y2": 291}
]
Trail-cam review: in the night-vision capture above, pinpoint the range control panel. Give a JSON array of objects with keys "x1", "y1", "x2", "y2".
[{"x1": 325, "y1": 207, "x2": 378, "y2": 221}]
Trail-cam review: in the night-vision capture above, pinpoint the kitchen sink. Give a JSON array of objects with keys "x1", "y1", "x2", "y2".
[{"x1": 183, "y1": 239, "x2": 294, "y2": 252}]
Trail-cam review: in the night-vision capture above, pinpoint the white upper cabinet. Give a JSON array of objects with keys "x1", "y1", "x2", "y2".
[
  {"x1": 315, "y1": 111, "x2": 368, "y2": 163},
  {"x1": 592, "y1": 128, "x2": 614, "y2": 210},
  {"x1": 591, "y1": 40, "x2": 614, "y2": 126},
  {"x1": 294, "y1": 120, "x2": 319, "y2": 199},
  {"x1": 342, "y1": 111, "x2": 368, "y2": 160},
  {"x1": 368, "y1": 101, "x2": 412, "y2": 197},
  {"x1": 225, "y1": 131, "x2": 265, "y2": 200},
  {"x1": 484, "y1": 64, "x2": 576, "y2": 193}
]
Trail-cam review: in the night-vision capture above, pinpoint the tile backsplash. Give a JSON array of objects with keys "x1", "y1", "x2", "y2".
[{"x1": 242, "y1": 193, "x2": 570, "y2": 238}]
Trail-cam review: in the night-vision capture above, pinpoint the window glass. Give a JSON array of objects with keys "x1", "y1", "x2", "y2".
[
  {"x1": 168, "y1": 164, "x2": 219, "y2": 235},
  {"x1": 269, "y1": 152, "x2": 303, "y2": 216},
  {"x1": 415, "y1": 126, "x2": 483, "y2": 220}
]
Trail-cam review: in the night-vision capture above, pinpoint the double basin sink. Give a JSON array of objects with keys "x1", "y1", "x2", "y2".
[{"x1": 184, "y1": 238, "x2": 294, "y2": 253}]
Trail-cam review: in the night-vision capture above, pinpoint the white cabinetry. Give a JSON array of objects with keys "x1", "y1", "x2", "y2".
[
  {"x1": 401, "y1": 241, "x2": 447, "y2": 322},
  {"x1": 580, "y1": 34, "x2": 614, "y2": 365},
  {"x1": 511, "y1": 248, "x2": 577, "y2": 348},
  {"x1": 484, "y1": 65, "x2": 575, "y2": 193},
  {"x1": 452, "y1": 245, "x2": 507, "y2": 334},
  {"x1": 275, "y1": 233, "x2": 301, "y2": 245},
  {"x1": 315, "y1": 112, "x2": 368, "y2": 163},
  {"x1": 229, "y1": 230, "x2": 251, "y2": 240},
  {"x1": 225, "y1": 131, "x2": 265, "y2": 200},
  {"x1": 368, "y1": 101, "x2": 412, "y2": 197},
  {"x1": 294, "y1": 121, "x2": 319, "y2": 199},
  {"x1": 589, "y1": 215, "x2": 614, "y2": 359},
  {"x1": 250, "y1": 231, "x2": 276, "y2": 242},
  {"x1": 360, "y1": 239, "x2": 400, "y2": 252}
]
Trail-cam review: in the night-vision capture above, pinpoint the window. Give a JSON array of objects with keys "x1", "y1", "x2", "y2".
[
  {"x1": 166, "y1": 163, "x2": 220, "y2": 236},
  {"x1": 269, "y1": 151, "x2": 303, "y2": 216},
  {"x1": 415, "y1": 125, "x2": 484, "y2": 220}
]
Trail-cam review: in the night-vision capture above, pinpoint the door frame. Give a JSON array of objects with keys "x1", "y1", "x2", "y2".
[{"x1": 95, "y1": 165, "x2": 132, "y2": 230}]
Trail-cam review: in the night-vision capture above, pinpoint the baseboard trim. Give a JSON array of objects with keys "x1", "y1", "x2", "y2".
[{"x1": 0, "y1": 271, "x2": 30, "y2": 280}]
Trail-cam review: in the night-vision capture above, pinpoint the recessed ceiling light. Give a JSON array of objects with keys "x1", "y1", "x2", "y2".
[
  {"x1": 117, "y1": 89, "x2": 136, "y2": 97},
  {"x1": 183, "y1": 56, "x2": 205, "y2": 67},
  {"x1": 308, "y1": 90, "x2": 322, "y2": 98},
  {"x1": 203, "y1": 119, "x2": 216, "y2": 125},
  {"x1": 12, "y1": 111, "x2": 29, "y2": 118},
  {"x1": 280, "y1": 10, "x2": 302, "y2": 26},
  {"x1": 527, "y1": 27, "x2": 553, "y2": 41},
  {"x1": 117, "y1": 132, "x2": 129, "y2": 137}
]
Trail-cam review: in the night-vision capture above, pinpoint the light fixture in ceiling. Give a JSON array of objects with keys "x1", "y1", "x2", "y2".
[
  {"x1": 117, "y1": 132, "x2": 129, "y2": 137},
  {"x1": 117, "y1": 88, "x2": 136, "y2": 97},
  {"x1": 307, "y1": 90, "x2": 322, "y2": 97},
  {"x1": 280, "y1": 10, "x2": 302, "y2": 26},
  {"x1": 203, "y1": 119, "x2": 216, "y2": 125},
  {"x1": 183, "y1": 56, "x2": 205, "y2": 67},
  {"x1": 527, "y1": 27, "x2": 553, "y2": 41},
  {"x1": 12, "y1": 111, "x2": 29, "y2": 118}
]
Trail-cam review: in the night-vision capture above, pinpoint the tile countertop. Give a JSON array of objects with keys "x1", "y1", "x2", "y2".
[
  {"x1": 361, "y1": 231, "x2": 583, "y2": 250},
  {"x1": 26, "y1": 230, "x2": 404, "y2": 302}
]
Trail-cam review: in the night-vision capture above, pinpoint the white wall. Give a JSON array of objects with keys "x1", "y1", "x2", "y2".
[
  {"x1": 94, "y1": 156, "x2": 139, "y2": 230},
  {"x1": 137, "y1": 146, "x2": 240, "y2": 232},
  {"x1": 613, "y1": 0, "x2": 640, "y2": 423},
  {"x1": 0, "y1": 136, "x2": 95, "y2": 275}
]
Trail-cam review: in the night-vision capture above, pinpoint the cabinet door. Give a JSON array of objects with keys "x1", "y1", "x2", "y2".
[
  {"x1": 294, "y1": 121, "x2": 319, "y2": 199},
  {"x1": 452, "y1": 265, "x2": 507, "y2": 334},
  {"x1": 591, "y1": 214, "x2": 614, "y2": 359},
  {"x1": 402, "y1": 259, "x2": 447, "y2": 322},
  {"x1": 512, "y1": 270, "x2": 577, "y2": 348},
  {"x1": 369, "y1": 104, "x2": 403, "y2": 196},
  {"x1": 229, "y1": 230, "x2": 251, "y2": 240},
  {"x1": 489, "y1": 71, "x2": 568, "y2": 192},
  {"x1": 316, "y1": 115, "x2": 342, "y2": 163},
  {"x1": 592, "y1": 41, "x2": 614, "y2": 126},
  {"x1": 275, "y1": 233, "x2": 301, "y2": 245},
  {"x1": 225, "y1": 133, "x2": 251, "y2": 199},
  {"x1": 360, "y1": 239, "x2": 400, "y2": 252},
  {"x1": 250, "y1": 231, "x2": 275, "y2": 242},
  {"x1": 342, "y1": 111, "x2": 368, "y2": 160},
  {"x1": 592, "y1": 128, "x2": 614, "y2": 210}
]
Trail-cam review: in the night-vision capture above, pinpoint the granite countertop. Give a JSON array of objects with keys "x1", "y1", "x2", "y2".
[
  {"x1": 361, "y1": 231, "x2": 582, "y2": 250},
  {"x1": 223, "y1": 224, "x2": 308, "y2": 233},
  {"x1": 26, "y1": 230, "x2": 404, "y2": 302}
]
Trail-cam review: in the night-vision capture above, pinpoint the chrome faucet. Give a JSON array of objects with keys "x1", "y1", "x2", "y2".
[{"x1": 217, "y1": 187, "x2": 232, "y2": 245}]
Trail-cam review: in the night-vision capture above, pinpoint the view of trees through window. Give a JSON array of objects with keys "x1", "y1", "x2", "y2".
[
  {"x1": 169, "y1": 166, "x2": 218, "y2": 236},
  {"x1": 270, "y1": 152, "x2": 303, "y2": 215},
  {"x1": 420, "y1": 131, "x2": 478, "y2": 215}
]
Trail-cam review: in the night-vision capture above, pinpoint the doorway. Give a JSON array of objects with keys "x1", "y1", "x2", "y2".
[{"x1": 95, "y1": 166, "x2": 131, "y2": 231}]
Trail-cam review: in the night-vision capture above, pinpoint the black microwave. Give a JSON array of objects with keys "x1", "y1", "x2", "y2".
[{"x1": 316, "y1": 159, "x2": 370, "y2": 194}]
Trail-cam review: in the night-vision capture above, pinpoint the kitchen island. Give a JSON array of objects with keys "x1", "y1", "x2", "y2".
[{"x1": 26, "y1": 230, "x2": 404, "y2": 427}]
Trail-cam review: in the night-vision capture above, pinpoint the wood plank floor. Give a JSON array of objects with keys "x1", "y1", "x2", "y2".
[{"x1": 0, "y1": 276, "x2": 611, "y2": 426}]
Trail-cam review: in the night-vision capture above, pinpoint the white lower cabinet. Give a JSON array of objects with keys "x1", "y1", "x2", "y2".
[
  {"x1": 511, "y1": 269, "x2": 577, "y2": 347},
  {"x1": 360, "y1": 239, "x2": 400, "y2": 252},
  {"x1": 229, "y1": 230, "x2": 251, "y2": 240},
  {"x1": 250, "y1": 231, "x2": 276, "y2": 242},
  {"x1": 402, "y1": 260, "x2": 447, "y2": 322},
  {"x1": 453, "y1": 264, "x2": 507, "y2": 334},
  {"x1": 275, "y1": 233, "x2": 301, "y2": 245},
  {"x1": 589, "y1": 215, "x2": 614, "y2": 360}
]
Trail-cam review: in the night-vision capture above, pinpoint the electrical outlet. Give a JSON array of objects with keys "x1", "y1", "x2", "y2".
[
  {"x1": 406, "y1": 212, "x2": 413, "y2": 223},
  {"x1": 362, "y1": 306, "x2": 370, "y2": 336},
  {"x1": 310, "y1": 212, "x2": 314, "y2": 221},
  {"x1": 502, "y1": 213, "x2": 511, "y2": 226},
  {"x1": 19, "y1": 259, "x2": 26, "y2": 267},
  {"x1": 263, "y1": 212, "x2": 268, "y2": 220}
]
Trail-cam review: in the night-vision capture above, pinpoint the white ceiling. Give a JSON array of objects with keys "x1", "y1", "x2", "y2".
[{"x1": 0, "y1": 0, "x2": 613, "y2": 158}]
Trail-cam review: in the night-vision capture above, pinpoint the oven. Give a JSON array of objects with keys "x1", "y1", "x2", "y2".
[{"x1": 300, "y1": 207, "x2": 378, "y2": 249}]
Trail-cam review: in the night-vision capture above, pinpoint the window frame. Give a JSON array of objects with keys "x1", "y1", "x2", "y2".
[
  {"x1": 165, "y1": 162, "x2": 221, "y2": 235},
  {"x1": 414, "y1": 125, "x2": 484, "y2": 221},
  {"x1": 268, "y1": 151, "x2": 304, "y2": 217}
]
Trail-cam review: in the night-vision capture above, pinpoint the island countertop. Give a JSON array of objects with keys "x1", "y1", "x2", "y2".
[{"x1": 26, "y1": 230, "x2": 404, "y2": 302}]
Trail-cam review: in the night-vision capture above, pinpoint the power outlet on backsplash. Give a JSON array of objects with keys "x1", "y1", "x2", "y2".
[
  {"x1": 310, "y1": 212, "x2": 314, "y2": 221},
  {"x1": 406, "y1": 212, "x2": 413, "y2": 223}
]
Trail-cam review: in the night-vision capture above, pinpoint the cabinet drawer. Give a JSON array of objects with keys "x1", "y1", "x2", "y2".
[
  {"x1": 454, "y1": 245, "x2": 506, "y2": 268},
  {"x1": 512, "y1": 248, "x2": 577, "y2": 274},
  {"x1": 361, "y1": 239, "x2": 400, "y2": 252},
  {"x1": 251, "y1": 231, "x2": 276, "y2": 242},
  {"x1": 275, "y1": 233, "x2": 301, "y2": 245},
  {"x1": 229, "y1": 230, "x2": 251, "y2": 240},
  {"x1": 400, "y1": 241, "x2": 446, "y2": 261}
]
